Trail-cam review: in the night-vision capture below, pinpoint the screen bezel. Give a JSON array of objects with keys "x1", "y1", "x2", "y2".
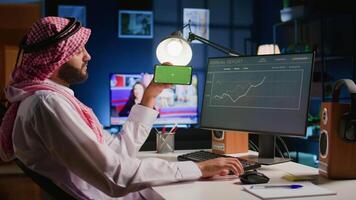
[
  {"x1": 199, "y1": 52, "x2": 315, "y2": 137},
  {"x1": 109, "y1": 72, "x2": 199, "y2": 126}
]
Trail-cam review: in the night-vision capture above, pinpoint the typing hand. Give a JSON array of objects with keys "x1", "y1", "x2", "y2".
[{"x1": 196, "y1": 157, "x2": 244, "y2": 178}]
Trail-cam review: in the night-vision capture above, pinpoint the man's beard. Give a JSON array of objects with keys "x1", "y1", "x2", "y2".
[{"x1": 58, "y1": 62, "x2": 88, "y2": 85}]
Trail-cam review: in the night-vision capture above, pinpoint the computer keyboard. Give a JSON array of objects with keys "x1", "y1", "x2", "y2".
[{"x1": 177, "y1": 150, "x2": 261, "y2": 171}]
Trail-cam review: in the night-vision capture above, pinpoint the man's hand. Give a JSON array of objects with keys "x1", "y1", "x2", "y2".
[
  {"x1": 196, "y1": 157, "x2": 244, "y2": 178},
  {"x1": 140, "y1": 62, "x2": 173, "y2": 108}
]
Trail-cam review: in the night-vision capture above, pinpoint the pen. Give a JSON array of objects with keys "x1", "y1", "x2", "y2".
[
  {"x1": 169, "y1": 123, "x2": 178, "y2": 134},
  {"x1": 250, "y1": 184, "x2": 303, "y2": 189},
  {"x1": 171, "y1": 126, "x2": 178, "y2": 134}
]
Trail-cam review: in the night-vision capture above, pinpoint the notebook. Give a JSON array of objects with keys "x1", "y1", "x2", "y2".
[{"x1": 242, "y1": 181, "x2": 337, "y2": 199}]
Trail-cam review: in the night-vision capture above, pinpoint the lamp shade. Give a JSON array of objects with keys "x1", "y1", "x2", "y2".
[
  {"x1": 156, "y1": 34, "x2": 192, "y2": 66},
  {"x1": 257, "y1": 44, "x2": 280, "y2": 55}
]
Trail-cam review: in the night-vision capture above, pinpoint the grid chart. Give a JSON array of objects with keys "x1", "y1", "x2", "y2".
[{"x1": 205, "y1": 69, "x2": 304, "y2": 110}]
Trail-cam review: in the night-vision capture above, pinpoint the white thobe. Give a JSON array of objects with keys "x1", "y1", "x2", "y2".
[{"x1": 12, "y1": 80, "x2": 202, "y2": 200}]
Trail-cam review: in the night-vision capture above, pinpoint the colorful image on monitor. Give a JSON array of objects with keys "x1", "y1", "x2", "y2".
[{"x1": 110, "y1": 73, "x2": 198, "y2": 125}]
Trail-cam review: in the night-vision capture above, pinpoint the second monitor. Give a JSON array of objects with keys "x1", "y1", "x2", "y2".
[
  {"x1": 200, "y1": 53, "x2": 314, "y2": 164},
  {"x1": 110, "y1": 73, "x2": 198, "y2": 126}
]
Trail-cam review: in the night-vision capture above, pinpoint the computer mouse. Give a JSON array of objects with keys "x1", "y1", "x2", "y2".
[{"x1": 239, "y1": 170, "x2": 270, "y2": 184}]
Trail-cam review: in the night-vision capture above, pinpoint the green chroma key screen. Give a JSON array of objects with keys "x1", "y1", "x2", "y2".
[{"x1": 154, "y1": 65, "x2": 192, "y2": 85}]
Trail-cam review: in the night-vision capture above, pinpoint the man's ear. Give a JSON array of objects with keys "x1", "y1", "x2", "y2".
[
  {"x1": 48, "y1": 65, "x2": 69, "y2": 86},
  {"x1": 49, "y1": 67, "x2": 60, "y2": 80}
]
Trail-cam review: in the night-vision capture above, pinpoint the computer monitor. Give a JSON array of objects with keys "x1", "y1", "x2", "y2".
[
  {"x1": 200, "y1": 53, "x2": 314, "y2": 164},
  {"x1": 110, "y1": 73, "x2": 198, "y2": 126}
]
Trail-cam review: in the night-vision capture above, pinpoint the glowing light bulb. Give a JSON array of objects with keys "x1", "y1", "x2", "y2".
[
  {"x1": 156, "y1": 35, "x2": 192, "y2": 65},
  {"x1": 166, "y1": 40, "x2": 183, "y2": 57}
]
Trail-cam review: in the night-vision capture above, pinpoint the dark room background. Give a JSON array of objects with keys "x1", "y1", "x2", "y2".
[
  {"x1": 0, "y1": 0, "x2": 355, "y2": 165},
  {"x1": 44, "y1": 0, "x2": 356, "y2": 160},
  {"x1": 45, "y1": 0, "x2": 356, "y2": 127},
  {"x1": 45, "y1": 0, "x2": 257, "y2": 127}
]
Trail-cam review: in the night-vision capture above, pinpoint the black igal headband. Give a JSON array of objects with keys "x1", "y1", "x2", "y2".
[{"x1": 20, "y1": 17, "x2": 82, "y2": 53}]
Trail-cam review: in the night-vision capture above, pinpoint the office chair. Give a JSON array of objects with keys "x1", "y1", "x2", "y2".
[
  {"x1": 15, "y1": 159, "x2": 76, "y2": 200},
  {"x1": 0, "y1": 100, "x2": 6, "y2": 124},
  {"x1": 0, "y1": 102, "x2": 75, "y2": 199},
  {"x1": 1, "y1": 98, "x2": 74, "y2": 198}
]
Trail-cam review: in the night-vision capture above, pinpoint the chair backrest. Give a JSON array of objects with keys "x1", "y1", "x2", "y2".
[
  {"x1": 1, "y1": 102, "x2": 75, "y2": 199},
  {"x1": 15, "y1": 159, "x2": 76, "y2": 200},
  {"x1": 0, "y1": 101, "x2": 7, "y2": 124}
]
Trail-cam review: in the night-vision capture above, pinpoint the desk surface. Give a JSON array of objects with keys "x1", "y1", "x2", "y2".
[{"x1": 138, "y1": 150, "x2": 354, "y2": 200}]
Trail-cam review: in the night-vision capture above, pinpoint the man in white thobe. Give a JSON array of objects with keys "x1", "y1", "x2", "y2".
[{"x1": 0, "y1": 16, "x2": 243, "y2": 200}]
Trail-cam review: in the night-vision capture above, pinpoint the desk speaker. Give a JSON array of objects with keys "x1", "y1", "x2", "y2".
[
  {"x1": 319, "y1": 79, "x2": 356, "y2": 179},
  {"x1": 212, "y1": 130, "x2": 248, "y2": 154}
]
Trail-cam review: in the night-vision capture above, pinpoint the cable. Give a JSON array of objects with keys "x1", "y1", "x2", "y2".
[
  {"x1": 277, "y1": 136, "x2": 291, "y2": 159},
  {"x1": 248, "y1": 141, "x2": 257, "y2": 152},
  {"x1": 249, "y1": 139, "x2": 259, "y2": 152},
  {"x1": 275, "y1": 144, "x2": 284, "y2": 159},
  {"x1": 178, "y1": 19, "x2": 192, "y2": 33}
]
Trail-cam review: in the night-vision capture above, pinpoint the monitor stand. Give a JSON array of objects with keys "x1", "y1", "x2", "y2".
[{"x1": 241, "y1": 134, "x2": 291, "y2": 165}]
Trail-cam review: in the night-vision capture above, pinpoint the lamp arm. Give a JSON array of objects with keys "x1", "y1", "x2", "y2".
[{"x1": 188, "y1": 32, "x2": 241, "y2": 57}]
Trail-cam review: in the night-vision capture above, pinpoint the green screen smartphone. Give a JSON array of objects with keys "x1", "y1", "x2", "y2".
[{"x1": 154, "y1": 65, "x2": 192, "y2": 85}]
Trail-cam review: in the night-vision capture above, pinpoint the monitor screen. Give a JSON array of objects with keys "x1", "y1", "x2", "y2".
[
  {"x1": 110, "y1": 73, "x2": 198, "y2": 126},
  {"x1": 200, "y1": 53, "x2": 314, "y2": 136}
]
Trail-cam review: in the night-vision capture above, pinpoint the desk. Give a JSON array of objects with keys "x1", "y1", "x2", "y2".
[{"x1": 137, "y1": 150, "x2": 354, "y2": 200}]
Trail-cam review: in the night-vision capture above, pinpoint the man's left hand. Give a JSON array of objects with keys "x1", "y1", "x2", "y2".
[{"x1": 140, "y1": 62, "x2": 173, "y2": 108}]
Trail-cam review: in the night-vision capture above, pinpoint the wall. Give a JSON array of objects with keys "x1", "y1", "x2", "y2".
[
  {"x1": 253, "y1": 0, "x2": 355, "y2": 164},
  {"x1": 0, "y1": 2, "x2": 42, "y2": 101},
  {"x1": 0, "y1": 0, "x2": 41, "y2": 3},
  {"x1": 253, "y1": 0, "x2": 281, "y2": 45},
  {"x1": 46, "y1": 0, "x2": 255, "y2": 127}
]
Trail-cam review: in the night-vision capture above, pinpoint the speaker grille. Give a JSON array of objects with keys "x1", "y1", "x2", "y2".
[
  {"x1": 212, "y1": 130, "x2": 224, "y2": 140},
  {"x1": 320, "y1": 130, "x2": 328, "y2": 158}
]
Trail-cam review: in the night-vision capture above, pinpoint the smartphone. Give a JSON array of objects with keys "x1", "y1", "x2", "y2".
[{"x1": 154, "y1": 65, "x2": 192, "y2": 85}]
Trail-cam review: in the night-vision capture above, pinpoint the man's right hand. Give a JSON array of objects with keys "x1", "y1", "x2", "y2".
[{"x1": 196, "y1": 157, "x2": 244, "y2": 178}]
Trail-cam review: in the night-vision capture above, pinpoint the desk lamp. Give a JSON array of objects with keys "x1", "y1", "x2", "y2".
[
  {"x1": 155, "y1": 22, "x2": 248, "y2": 154},
  {"x1": 156, "y1": 21, "x2": 242, "y2": 65}
]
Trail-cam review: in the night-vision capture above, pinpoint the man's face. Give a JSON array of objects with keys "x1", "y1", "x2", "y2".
[{"x1": 58, "y1": 47, "x2": 91, "y2": 85}]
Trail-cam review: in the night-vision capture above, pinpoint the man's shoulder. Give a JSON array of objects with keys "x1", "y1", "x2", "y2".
[
  {"x1": 20, "y1": 90, "x2": 68, "y2": 112},
  {"x1": 25, "y1": 90, "x2": 60, "y2": 104},
  {"x1": 16, "y1": 90, "x2": 54, "y2": 121}
]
